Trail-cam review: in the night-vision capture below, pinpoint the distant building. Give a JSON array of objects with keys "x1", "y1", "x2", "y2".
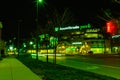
[{"x1": 55, "y1": 23, "x2": 108, "y2": 55}]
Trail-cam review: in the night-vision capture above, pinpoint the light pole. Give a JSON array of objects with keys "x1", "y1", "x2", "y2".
[
  {"x1": 17, "y1": 20, "x2": 22, "y2": 56},
  {"x1": 36, "y1": 0, "x2": 44, "y2": 60}
]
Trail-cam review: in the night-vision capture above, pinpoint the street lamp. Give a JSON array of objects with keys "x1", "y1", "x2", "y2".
[
  {"x1": 36, "y1": 0, "x2": 44, "y2": 60},
  {"x1": 39, "y1": 0, "x2": 43, "y2": 3},
  {"x1": 17, "y1": 20, "x2": 22, "y2": 56}
]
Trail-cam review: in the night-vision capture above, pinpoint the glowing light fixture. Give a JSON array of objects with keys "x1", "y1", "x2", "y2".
[
  {"x1": 72, "y1": 42, "x2": 82, "y2": 44},
  {"x1": 39, "y1": 0, "x2": 43, "y2": 2}
]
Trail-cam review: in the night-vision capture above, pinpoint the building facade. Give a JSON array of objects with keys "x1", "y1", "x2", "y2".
[{"x1": 55, "y1": 23, "x2": 111, "y2": 55}]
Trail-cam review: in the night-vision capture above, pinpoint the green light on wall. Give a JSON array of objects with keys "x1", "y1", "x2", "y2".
[
  {"x1": 39, "y1": 34, "x2": 45, "y2": 39},
  {"x1": 88, "y1": 23, "x2": 91, "y2": 28},
  {"x1": 91, "y1": 48, "x2": 104, "y2": 53},
  {"x1": 55, "y1": 27, "x2": 59, "y2": 32},
  {"x1": 72, "y1": 42, "x2": 82, "y2": 44},
  {"x1": 30, "y1": 41, "x2": 33, "y2": 45},
  {"x1": 9, "y1": 46, "x2": 13, "y2": 50},
  {"x1": 66, "y1": 47, "x2": 76, "y2": 51}
]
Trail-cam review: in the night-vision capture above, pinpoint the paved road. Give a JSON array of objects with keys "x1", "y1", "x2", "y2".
[
  {"x1": 66, "y1": 55, "x2": 120, "y2": 67},
  {"x1": 32, "y1": 54, "x2": 120, "y2": 79},
  {"x1": 0, "y1": 58, "x2": 42, "y2": 80}
]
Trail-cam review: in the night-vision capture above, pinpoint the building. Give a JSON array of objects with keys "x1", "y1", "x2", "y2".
[{"x1": 55, "y1": 23, "x2": 111, "y2": 55}]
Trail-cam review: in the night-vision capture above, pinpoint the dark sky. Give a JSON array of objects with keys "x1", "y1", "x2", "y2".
[{"x1": 0, "y1": 0, "x2": 117, "y2": 41}]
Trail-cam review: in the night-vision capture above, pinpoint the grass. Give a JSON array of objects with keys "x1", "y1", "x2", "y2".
[{"x1": 16, "y1": 54, "x2": 117, "y2": 80}]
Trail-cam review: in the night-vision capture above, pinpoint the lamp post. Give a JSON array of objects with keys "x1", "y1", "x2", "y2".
[
  {"x1": 17, "y1": 20, "x2": 22, "y2": 56},
  {"x1": 36, "y1": 0, "x2": 44, "y2": 60}
]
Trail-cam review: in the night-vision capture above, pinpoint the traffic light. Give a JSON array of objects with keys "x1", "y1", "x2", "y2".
[{"x1": 106, "y1": 20, "x2": 117, "y2": 35}]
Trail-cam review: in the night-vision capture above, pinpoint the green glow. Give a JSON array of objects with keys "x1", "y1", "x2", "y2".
[
  {"x1": 29, "y1": 41, "x2": 33, "y2": 45},
  {"x1": 72, "y1": 42, "x2": 82, "y2": 44},
  {"x1": 75, "y1": 31, "x2": 81, "y2": 34},
  {"x1": 112, "y1": 35, "x2": 120, "y2": 38},
  {"x1": 55, "y1": 27, "x2": 59, "y2": 32},
  {"x1": 39, "y1": 34, "x2": 45, "y2": 39},
  {"x1": 38, "y1": 0, "x2": 43, "y2": 3},
  {"x1": 23, "y1": 44, "x2": 26, "y2": 47},
  {"x1": 66, "y1": 47, "x2": 76, "y2": 51},
  {"x1": 91, "y1": 48, "x2": 104, "y2": 53},
  {"x1": 55, "y1": 23, "x2": 91, "y2": 31},
  {"x1": 86, "y1": 28, "x2": 100, "y2": 32},
  {"x1": 50, "y1": 37, "x2": 58, "y2": 42},
  {"x1": 85, "y1": 33, "x2": 98, "y2": 38},
  {"x1": 50, "y1": 37, "x2": 58, "y2": 47},
  {"x1": 45, "y1": 34, "x2": 49, "y2": 37},
  {"x1": 80, "y1": 23, "x2": 91, "y2": 30},
  {"x1": 0, "y1": 21, "x2": 3, "y2": 28},
  {"x1": 9, "y1": 46, "x2": 13, "y2": 50},
  {"x1": 60, "y1": 26, "x2": 79, "y2": 31},
  {"x1": 27, "y1": 49, "x2": 54, "y2": 54},
  {"x1": 37, "y1": 0, "x2": 46, "y2": 7}
]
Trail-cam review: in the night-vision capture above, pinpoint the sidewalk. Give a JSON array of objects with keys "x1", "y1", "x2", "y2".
[{"x1": 0, "y1": 58, "x2": 42, "y2": 80}]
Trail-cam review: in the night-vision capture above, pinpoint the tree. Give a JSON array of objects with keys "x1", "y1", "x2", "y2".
[
  {"x1": 97, "y1": 0, "x2": 120, "y2": 24},
  {"x1": 0, "y1": 40, "x2": 6, "y2": 58},
  {"x1": 111, "y1": 0, "x2": 120, "y2": 4},
  {"x1": 33, "y1": 8, "x2": 74, "y2": 63},
  {"x1": 47, "y1": 8, "x2": 73, "y2": 27},
  {"x1": 46, "y1": 8, "x2": 74, "y2": 64},
  {"x1": 32, "y1": 24, "x2": 45, "y2": 60}
]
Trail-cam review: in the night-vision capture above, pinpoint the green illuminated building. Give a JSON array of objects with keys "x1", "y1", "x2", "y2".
[{"x1": 55, "y1": 23, "x2": 111, "y2": 55}]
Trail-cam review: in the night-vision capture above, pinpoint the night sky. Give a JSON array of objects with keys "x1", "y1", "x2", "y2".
[{"x1": 0, "y1": 0, "x2": 118, "y2": 41}]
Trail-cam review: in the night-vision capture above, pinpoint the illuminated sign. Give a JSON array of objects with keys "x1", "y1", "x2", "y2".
[
  {"x1": 85, "y1": 33, "x2": 98, "y2": 38},
  {"x1": 112, "y1": 35, "x2": 120, "y2": 38},
  {"x1": 72, "y1": 42, "x2": 82, "y2": 44},
  {"x1": 86, "y1": 28, "x2": 100, "y2": 32},
  {"x1": 71, "y1": 31, "x2": 84, "y2": 35},
  {"x1": 55, "y1": 23, "x2": 91, "y2": 31},
  {"x1": 60, "y1": 26, "x2": 79, "y2": 30},
  {"x1": 80, "y1": 23, "x2": 91, "y2": 30}
]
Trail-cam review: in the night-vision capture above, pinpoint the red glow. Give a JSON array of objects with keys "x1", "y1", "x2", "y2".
[{"x1": 106, "y1": 21, "x2": 117, "y2": 35}]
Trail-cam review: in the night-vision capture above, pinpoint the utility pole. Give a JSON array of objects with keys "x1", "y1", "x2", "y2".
[
  {"x1": 36, "y1": 0, "x2": 39, "y2": 60},
  {"x1": 17, "y1": 20, "x2": 22, "y2": 56},
  {"x1": 36, "y1": 0, "x2": 44, "y2": 60}
]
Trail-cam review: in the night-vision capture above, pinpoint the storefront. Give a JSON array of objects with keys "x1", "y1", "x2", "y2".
[
  {"x1": 55, "y1": 23, "x2": 109, "y2": 55},
  {"x1": 111, "y1": 35, "x2": 120, "y2": 54}
]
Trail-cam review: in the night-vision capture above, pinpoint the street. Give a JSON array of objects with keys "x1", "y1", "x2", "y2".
[
  {"x1": 31, "y1": 54, "x2": 120, "y2": 79},
  {"x1": 32, "y1": 54, "x2": 120, "y2": 67}
]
